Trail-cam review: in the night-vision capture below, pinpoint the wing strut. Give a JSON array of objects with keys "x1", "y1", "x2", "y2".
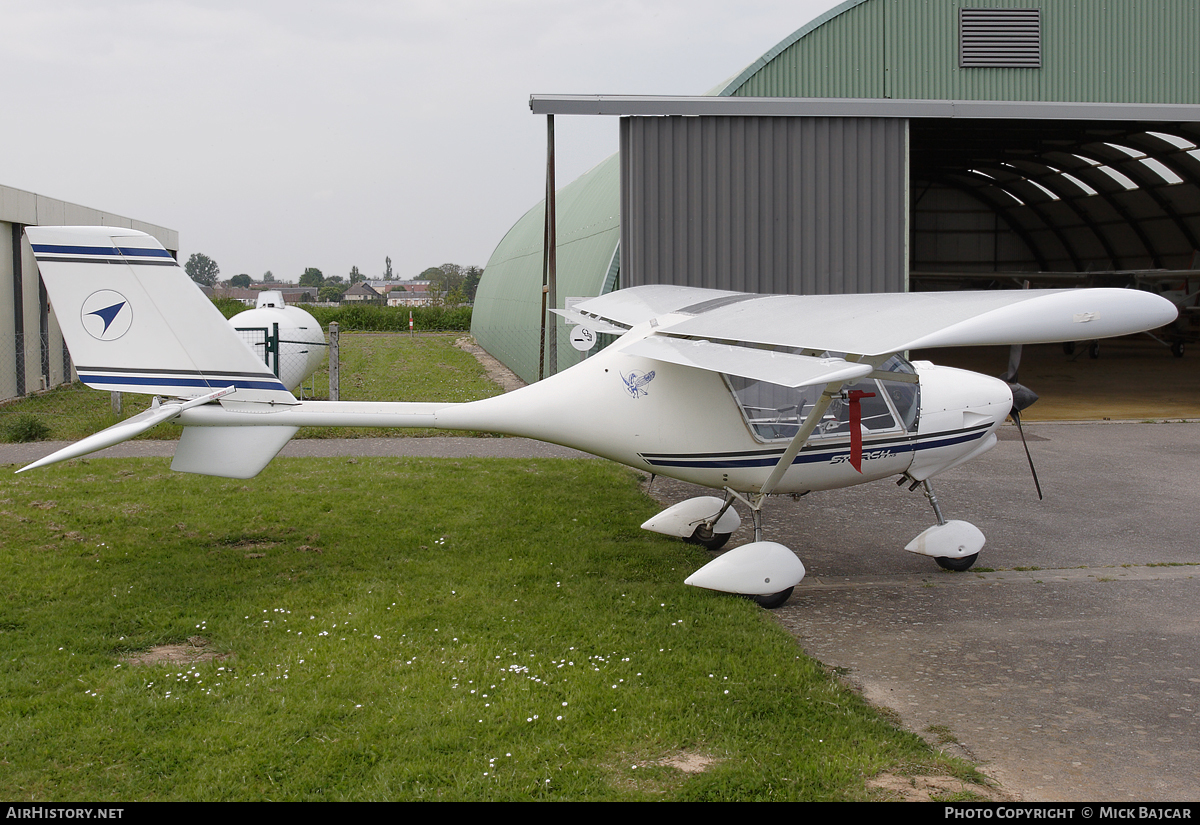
[
  {"x1": 715, "y1": 377, "x2": 845, "y2": 544},
  {"x1": 758, "y1": 385, "x2": 840, "y2": 497},
  {"x1": 759, "y1": 355, "x2": 867, "y2": 497}
]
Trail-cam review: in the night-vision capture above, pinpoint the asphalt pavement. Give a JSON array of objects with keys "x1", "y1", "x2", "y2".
[{"x1": 650, "y1": 422, "x2": 1200, "y2": 802}]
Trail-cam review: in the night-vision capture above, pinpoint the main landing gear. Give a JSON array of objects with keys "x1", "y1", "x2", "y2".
[
  {"x1": 643, "y1": 477, "x2": 985, "y2": 609},
  {"x1": 641, "y1": 491, "x2": 805, "y2": 610}
]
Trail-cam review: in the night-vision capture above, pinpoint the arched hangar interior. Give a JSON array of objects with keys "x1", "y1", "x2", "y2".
[{"x1": 910, "y1": 119, "x2": 1200, "y2": 281}]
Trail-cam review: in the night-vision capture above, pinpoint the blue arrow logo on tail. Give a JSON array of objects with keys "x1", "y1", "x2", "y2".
[
  {"x1": 80, "y1": 290, "x2": 133, "y2": 340},
  {"x1": 88, "y1": 301, "x2": 126, "y2": 334}
]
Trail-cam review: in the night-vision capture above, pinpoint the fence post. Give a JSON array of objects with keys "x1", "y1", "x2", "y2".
[
  {"x1": 269, "y1": 322, "x2": 281, "y2": 378},
  {"x1": 111, "y1": 391, "x2": 121, "y2": 416},
  {"x1": 329, "y1": 321, "x2": 339, "y2": 402}
]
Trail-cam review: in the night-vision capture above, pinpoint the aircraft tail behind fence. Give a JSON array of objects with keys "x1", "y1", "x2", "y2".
[{"x1": 25, "y1": 226, "x2": 294, "y2": 405}]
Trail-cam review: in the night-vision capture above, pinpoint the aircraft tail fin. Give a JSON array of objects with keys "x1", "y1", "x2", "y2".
[
  {"x1": 20, "y1": 227, "x2": 299, "y2": 476},
  {"x1": 25, "y1": 226, "x2": 294, "y2": 405}
]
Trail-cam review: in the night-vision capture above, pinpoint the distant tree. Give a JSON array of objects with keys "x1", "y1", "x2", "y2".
[
  {"x1": 262, "y1": 270, "x2": 276, "y2": 283},
  {"x1": 427, "y1": 263, "x2": 466, "y2": 300},
  {"x1": 438, "y1": 263, "x2": 465, "y2": 285},
  {"x1": 463, "y1": 266, "x2": 482, "y2": 302},
  {"x1": 426, "y1": 279, "x2": 446, "y2": 306},
  {"x1": 326, "y1": 275, "x2": 345, "y2": 285},
  {"x1": 417, "y1": 266, "x2": 443, "y2": 281},
  {"x1": 299, "y1": 267, "x2": 324, "y2": 287},
  {"x1": 319, "y1": 284, "x2": 346, "y2": 302},
  {"x1": 229, "y1": 273, "x2": 252, "y2": 288},
  {"x1": 184, "y1": 253, "x2": 220, "y2": 287},
  {"x1": 384, "y1": 257, "x2": 394, "y2": 280},
  {"x1": 349, "y1": 266, "x2": 364, "y2": 285}
]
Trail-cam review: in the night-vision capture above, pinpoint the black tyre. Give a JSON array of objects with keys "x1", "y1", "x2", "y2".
[
  {"x1": 935, "y1": 553, "x2": 979, "y2": 572},
  {"x1": 749, "y1": 587, "x2": 794, "y2": 609},
  {"x1": 1172, "y1": 340, "x2": 1185, "y2": 358},
  {"x1": 684, "y1": 525, "x2": 732, "y2": 551}
]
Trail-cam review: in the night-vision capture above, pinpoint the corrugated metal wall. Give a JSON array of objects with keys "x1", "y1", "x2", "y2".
[{"x1": 619, "y1": 116, "x2": 908, "y2": 295}]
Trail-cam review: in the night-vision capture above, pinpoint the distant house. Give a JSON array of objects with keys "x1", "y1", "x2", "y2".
[
  {"x1": 342, "y1": 282, "x2": 382, "y2": 303},
  {"x1": 214, "y1": 286, "x2": 263, "y2": 306},
  {"x1": 214, "y1": 285, "x2": 316, "y2": 305},
  {"x1": 387, "y1": 281, "x2": 432, "y2": 307},
  {"x1": 267, "y1": 287, "x2": 318, "y2": 304}
]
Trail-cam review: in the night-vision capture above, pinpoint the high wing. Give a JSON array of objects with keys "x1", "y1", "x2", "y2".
[
  {"x1": 572, "y1": 284, "x2": 1178, "y2": 357},
  {"x1": 622, "y1": 336, "x2": 874, "y2": 388},
  {"x1": 553, "y1": 285, "x2": 746, "y2": 331}
]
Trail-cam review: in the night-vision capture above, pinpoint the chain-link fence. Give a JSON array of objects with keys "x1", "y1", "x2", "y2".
[
  {"x1": 0, "y1": 330, "x2": 72, "y2": 402},
  {"x1": 0, "y1": 329, "x2": 129, "y2": 443}
]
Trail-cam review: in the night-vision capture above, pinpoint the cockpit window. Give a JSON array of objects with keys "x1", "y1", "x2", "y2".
[{"x1": 726, "y1": 354, "x2": 920, "y2": 443}]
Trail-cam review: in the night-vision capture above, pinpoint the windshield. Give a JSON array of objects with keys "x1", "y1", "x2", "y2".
[{"x1": 726, "y1": 354, "x2": 919, "y2": 442}]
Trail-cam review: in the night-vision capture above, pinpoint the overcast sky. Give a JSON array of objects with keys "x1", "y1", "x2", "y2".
[{"x1": 1, "y1": 0, "x2": 843, "y2": 283}]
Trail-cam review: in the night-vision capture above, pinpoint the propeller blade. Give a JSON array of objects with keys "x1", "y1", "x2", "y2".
[
  {"x1": 1000, "y1": 343, "x2": 1022, "y2": 384},
  {"x1": 1010, "y1": 409, "x2": 1043, "y2": 501},
  {"x1": 1000, "y1": 281, "x2": 1032, "y2": 385}
]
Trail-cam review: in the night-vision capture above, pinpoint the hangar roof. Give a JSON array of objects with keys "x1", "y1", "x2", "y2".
[
  {"x1": 723, "y1": 0, "x2": 1200, "y2": 104},
  {"x1": 0, "y1": 183, "x2": 177, "y2": 252}
]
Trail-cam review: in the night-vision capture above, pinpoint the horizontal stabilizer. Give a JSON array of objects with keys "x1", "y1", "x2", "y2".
[
  {"x1": 623, "y1": 336, "x2": 873, "y2": 387},
  {"x1": 16, "y1": 405, "x2": 183, "y2": 474},
  {"x1": 15, "y1": 387, "x2": 234, "y2": 474}
]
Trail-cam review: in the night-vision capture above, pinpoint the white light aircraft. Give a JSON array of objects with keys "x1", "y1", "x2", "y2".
[{"x1": 20, "y1": 226, "x2": 1179, "y2": 608}]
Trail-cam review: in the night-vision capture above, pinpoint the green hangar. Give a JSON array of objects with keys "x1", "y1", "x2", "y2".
[{"x1": 472, "y1": 0, "x2": 1200, "y2": 383}]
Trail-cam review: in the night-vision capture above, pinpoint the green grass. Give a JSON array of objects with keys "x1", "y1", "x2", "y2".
[
  {"x1": 0, "y1": 457, "x2": 978, "y2": 801},
  {"x1": 295, "y1": 332, "x2": 503, "y2": 438},
  {"x1": 0, "y1": 333, "x2": 502, "y2": 442}
]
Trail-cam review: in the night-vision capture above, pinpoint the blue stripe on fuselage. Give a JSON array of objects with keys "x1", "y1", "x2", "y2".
[{"x1": 639, "y1": 426, "x2": 990, "y2": 469}]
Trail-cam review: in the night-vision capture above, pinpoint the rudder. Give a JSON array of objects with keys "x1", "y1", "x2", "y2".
[{"x1": 26, "y1": 226, "x2": 294, "y2": 405}]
